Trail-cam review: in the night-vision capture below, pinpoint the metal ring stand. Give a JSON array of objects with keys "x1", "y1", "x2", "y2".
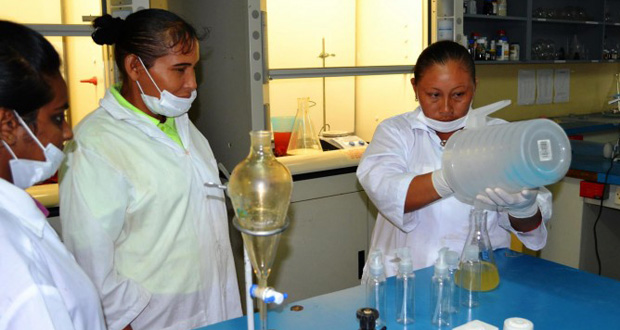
[{"x1": 232, "y1": 217, "x2": 290, "y2": 236}]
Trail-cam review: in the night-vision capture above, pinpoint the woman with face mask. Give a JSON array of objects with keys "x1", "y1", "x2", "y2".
[
  {"x1": 0, "y1": 20, "x2": 106, "y2": 329},
  {"x1": 59, "y1": 9, "x2": 241, "y2": 330},
  {"x1": 357, "y1": 40, "x2": 552, "y2": 278}
]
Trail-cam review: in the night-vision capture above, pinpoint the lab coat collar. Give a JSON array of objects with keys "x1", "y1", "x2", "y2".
[
  {"x1": 0, "y1": 178, "x2": 46, "y2": 237},
  {"x1": 99, "y1": 90, "x2": 192, "y2": 152},
  {"x1": 410, "y1": 106, "x2": 435, "y2": 132}
]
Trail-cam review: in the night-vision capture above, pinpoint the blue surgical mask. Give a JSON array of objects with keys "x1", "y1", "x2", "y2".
[
  {"x1": 135, "y1": 57, "x2": 197, "y2": 118},
  {"x1": 1, "y1": 111, "x2": 65, "y2": 189}
]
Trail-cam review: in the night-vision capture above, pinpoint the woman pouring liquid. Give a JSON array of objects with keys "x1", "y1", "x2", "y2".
[{"x1": 357, "y1": 40, "x2": 552, "y2": 279}]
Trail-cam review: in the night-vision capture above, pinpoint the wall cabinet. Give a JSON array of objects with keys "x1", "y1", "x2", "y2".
[{"x1": 441, "y1": 0, "x2": 620, "y2": 63}]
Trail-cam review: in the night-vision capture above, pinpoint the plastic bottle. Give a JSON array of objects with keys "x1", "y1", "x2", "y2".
[
  {"x1": 395, "y1": 248, "x2": 415, "y2": 324},
  {"x1": 366, "y1": 250, "x2": 386, "y2": 328},
  {"x1": 468, "y1": 0, "x2": 477, "y2": 14},
  {"x1": 444, "y1": 249, "x2": 460, "y2": 314},
  {"x1": 497, "y1": 30, "x2": 509, "y2": 61},
  {"x1": 498, "y1": 0, "x2": 507, "y2": 16},
  {"x1": 431, "y1": 248, "x2": 452, "y2": 327}
]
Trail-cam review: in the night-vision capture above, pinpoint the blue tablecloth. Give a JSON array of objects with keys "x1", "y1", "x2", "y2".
[{"x1": 198, "y1": 249, "x2": 620, "y2": 329}]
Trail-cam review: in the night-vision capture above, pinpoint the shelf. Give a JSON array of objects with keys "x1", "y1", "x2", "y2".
[
  {"x1": 532, "y1": 18, "x2": 602, "y2": 25},
  {"x1": 474, "y1": 60, "x2": 523, "y2": 64},
  {"x1": 464, "y1": 14, "x2": 527, "y2": 21}
]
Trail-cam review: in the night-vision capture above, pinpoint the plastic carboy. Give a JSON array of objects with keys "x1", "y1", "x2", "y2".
[
  {"x1": 227, "y1": 130, "x2": 293, "y2": 330},
  {"x1": 287, "y1": 97, "x2": 323, "y2": 155},
  {"x1": 456, "y1": 208, "x2": 499, "y2": 292},
  {"x1": 442, "y1": 118, "x2": 571, "y2": 205}
]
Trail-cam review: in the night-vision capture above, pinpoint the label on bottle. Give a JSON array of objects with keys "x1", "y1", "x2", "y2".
[{"x1": 537, "y1": 139, "x2": 552, "y2": 161}]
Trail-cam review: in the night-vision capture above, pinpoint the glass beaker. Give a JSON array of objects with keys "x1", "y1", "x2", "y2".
[
  {"x1": 456, "y1": 209, "x2": 499, "y2": 292},
  {"x1": 287, "y1": 97, "x2": 323, "y2": 156},
  {"x1": 227, "y1": 131, "x2": 293, "y2": 330}
]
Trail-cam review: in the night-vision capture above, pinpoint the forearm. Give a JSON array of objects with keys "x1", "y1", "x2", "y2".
[
  {"x1": 509, "y1": 209, "x2": 542, "y2": 232},
  {"x1": 404, "y1": 172, "x2": 442, "y2": 212}
]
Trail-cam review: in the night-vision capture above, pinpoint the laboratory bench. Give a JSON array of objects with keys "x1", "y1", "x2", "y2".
[
  {"x1": 197, "y1": 249, "x2": 620, "y2": 330},
  {"x1": 541, "y1": 112, "x2": 620, "y2": 281}
]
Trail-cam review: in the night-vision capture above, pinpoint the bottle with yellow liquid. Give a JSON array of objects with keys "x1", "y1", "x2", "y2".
[{"x1": 456, "y1": 209, "x2": 500, "y2": 294}]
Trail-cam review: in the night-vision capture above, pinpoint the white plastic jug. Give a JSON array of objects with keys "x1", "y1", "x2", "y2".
[{"x1": 443, "y1": 118, "x2": 571, "y2": 205}]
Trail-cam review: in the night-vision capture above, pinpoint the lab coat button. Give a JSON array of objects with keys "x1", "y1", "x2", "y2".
[{"x1": 349, "y1": 141, "x2": 356, "y2": 146}]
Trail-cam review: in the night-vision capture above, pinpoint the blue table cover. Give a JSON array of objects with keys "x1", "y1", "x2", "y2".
[{"x1": 198, "y1": 249, "x2": 620, "y2": 330}]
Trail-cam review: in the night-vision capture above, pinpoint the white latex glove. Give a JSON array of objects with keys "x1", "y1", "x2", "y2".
[
  {"x1": 476, "y1": 187, "x2": 539, "y2": 218},
  {"x1": 431, "y1": 169, "x2": 453, "y2": 198}
]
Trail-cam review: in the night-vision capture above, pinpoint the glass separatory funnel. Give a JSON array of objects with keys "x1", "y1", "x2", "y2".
[
  {"x1": 228, "y1": 130, "x2": 293, "y2": 330},
  {"x1": 287, "y1": 97, "x2": 323, "y2": 156},
  {"x1": 455, "y1": 208, "x2": 500, "y2": 293}
]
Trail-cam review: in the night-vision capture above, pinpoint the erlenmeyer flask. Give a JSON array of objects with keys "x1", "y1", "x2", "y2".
[
  {"x1": 287, "y1": 97, "x2": 323, "y2": 155},
  {"x1": 227, "y1": 130, "x2": 293, "y2": 330},
  {"x1": 456, "y1": 209, "x2": 499, "y2": 292}
]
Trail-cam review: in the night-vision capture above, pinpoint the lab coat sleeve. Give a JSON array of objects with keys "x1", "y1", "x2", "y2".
[
  {"x1": 2, "y1": 285, "x2": 75, "y2": 330},
  {"x1": 497, "y1": 186, "x2": 552, "y2": 251},
  {"x1": 60, "y1": 143, "x2": 151, "y2": 330},
  {"x1": 357, "y1": 121, "x2": 418, "y2": 232}
]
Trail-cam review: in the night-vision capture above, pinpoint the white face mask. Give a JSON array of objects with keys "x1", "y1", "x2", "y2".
[
  {"x1": 136, "y1": 57, "x2": 197, "y2": 118},
  {"x1": 1, "y1": 111, "x2": 65, "y2": 189},
  {"x1": 418, "y1": 105, "x2": 471, "y2": 133}
]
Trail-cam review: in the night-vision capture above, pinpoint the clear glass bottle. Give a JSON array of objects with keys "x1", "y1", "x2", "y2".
[
  {"x1": 227, "y1": 130, "x2": 293, "y2": 330},
  {"x1": 395, "y1": 248, "x2": 415, "y2": 324},
  {"x1": 456, "y1": 209, "x2": 499, "y2": 292},
  {"x1": 431, "y1": 248, "x2": 452, "y2": 327},
  {"x1": 366, "y1": 250, "x2": 387, "y2": 328}
]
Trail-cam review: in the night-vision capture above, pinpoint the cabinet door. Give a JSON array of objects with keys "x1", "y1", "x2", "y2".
[
  {"x1": 540, "y1": 177, "x2": 584, "y2": 269},
  {"x1": 268, "y1": 191, "x2": 369, "y2": 303}
]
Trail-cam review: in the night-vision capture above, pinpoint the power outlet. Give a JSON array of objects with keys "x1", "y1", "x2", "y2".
[{"x1": 615, "y1": 187, "x2": 620, "y2": 205}]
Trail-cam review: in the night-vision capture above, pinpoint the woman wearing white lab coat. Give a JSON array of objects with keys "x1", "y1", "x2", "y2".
[
  {"x1": 357, "y1": 40, "x2": 552, "y2": 278},
  {"x1": 0, "y1": 21, "x2": 106, "y2": 329},
  {"x1": 59, "y1": 10, "x2": 241, "y2": 330}
]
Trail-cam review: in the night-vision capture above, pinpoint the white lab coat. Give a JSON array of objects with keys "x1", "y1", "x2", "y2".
[
  {"x1": 60, "y1": 90, "x2": 241, "y2": 330},
  {"x1": 0, "y1": 178, "x2": 105, "y2": 330},
  {"x1": 357, "y1": 107, "x2": 551, "y2": 278}
]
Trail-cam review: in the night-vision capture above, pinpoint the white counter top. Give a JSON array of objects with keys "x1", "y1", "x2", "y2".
[{"x1": 277, "y1": 147, "x2": 366, "y2": 176}]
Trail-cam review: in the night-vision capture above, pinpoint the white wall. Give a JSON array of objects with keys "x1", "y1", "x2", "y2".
[{"x1": 266, "y1": 0, "x2": 426, "y2": 141}]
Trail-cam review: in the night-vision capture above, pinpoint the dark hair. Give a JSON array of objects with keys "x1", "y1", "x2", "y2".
[
  {"x1": 0, "y1": 20, "x2": 61, "y2": 124},
  {"x1": 91, "y1": 9, "x2": 199, "y2": 83},
  {"x1": 413, "y1": 40, "x2": 475, "y2": 85}
]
